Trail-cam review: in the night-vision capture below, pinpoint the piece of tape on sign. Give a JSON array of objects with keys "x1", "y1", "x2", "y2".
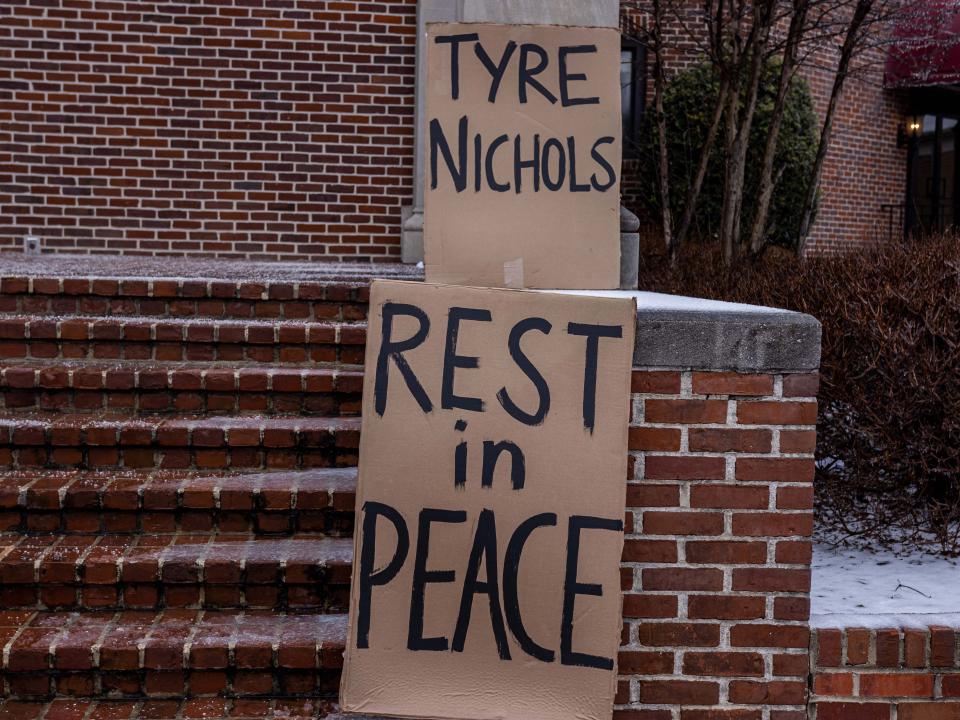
[{"x1": 503, "y1": 258, "x2": 524, "y2": 289}]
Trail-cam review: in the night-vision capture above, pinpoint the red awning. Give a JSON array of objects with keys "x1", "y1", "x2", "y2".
[{"x1": 885, "y1": 0, "x2": 960, "y2": 88}]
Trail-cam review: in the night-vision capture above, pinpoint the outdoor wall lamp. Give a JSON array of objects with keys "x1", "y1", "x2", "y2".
[{"x1": 898, "y1": 115, "x2": 923, "y2": 147}]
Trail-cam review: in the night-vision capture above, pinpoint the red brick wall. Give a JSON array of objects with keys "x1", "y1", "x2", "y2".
[
  {"x1": 0, "y1": 0, "x2": 416, "y2": 261},
  {"x1": 620, "y1": 369, "x2": 818, "y2": 719},
  {"x1": 812, "y1": 625, "x2": 960, "y2": 719},
  {"x1": 799, "y1": 48, "x2": 910, "y2": 253}
]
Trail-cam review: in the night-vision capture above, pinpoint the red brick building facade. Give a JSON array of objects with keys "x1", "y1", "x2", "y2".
[
  {"x1": 1, "y1": 1, "x2": 417, "y2": 261},
  {"x1": 0, "y1": 0, "x2": 956, "y2": 260}
]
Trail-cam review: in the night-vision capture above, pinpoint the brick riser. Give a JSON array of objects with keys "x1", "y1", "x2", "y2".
[
  {"x1": 6, "y1": 667, "x2": 345, "y2": 701},
  {"x1": 0, "y1": 469, "x2": 357, "y2": 537},
  {"x1": 0, "y1": 296, "x2": 368, "y2": 324},
  {"x1": 0, "y1": 278, "x2": 370, "y2": 322},
  {"x1": 3, "y1": 505, "x2": 355, "y2": 538},
  {"x1": 0, "y1": 582, "x2": 349, "y2": 615},
  {"x1": 0, "y1": 417, "x2": 360, "y2": 471},
  {"x1": 0, "y1": 698, "x2": 340, "y2": 719},
  {"x1": 0, "y1": 318, "x2": 366, "y2": 365},
  {"x1": 0, "y1": 610, "x2": 348, "y2": 700},
  {"x1": 0, "y1": 536, "x2": 351, "y2": 613},
  {"x1": 0, "y1": 365, "x2": 363, "y2": 417},
  {"x1": 0, "y1": 388, "x2": 360, "y2": 417}
]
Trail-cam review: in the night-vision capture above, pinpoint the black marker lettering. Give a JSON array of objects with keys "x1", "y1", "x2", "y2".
[
  {"x1": 560, "y1": 515, "x2": 623, "y2": 669},
  {"x1": 558, "y1": 45, "x2": 600, "y2": 107},
  {"x1": 454, "y1": 442, "x2": 468, "y2": 488},
  {"x1": 513, "y1": 134, "x2": 541, "y2": 193},
  {"x1": 567, "y1": 136, "x2": 590, "y2": 192},
  {"x1": 434, "y1": 33, "x2": 480, "y2": 100},
  {"x1": 442, "y1": 307, "x2": 492, "y2": 412},
  {"x1": 452, "y1": 509, "x2": 511, "y2": 659},
  {"x1": 518, "y1": 43, "x2": 557, "y2": 104},
  {"x1": 504, "y1": 513, "x2": 557, "y2": 662},
  {"x1": 590, "y1": 136, "x2": 617, "y2": 192},
  {"x1": 454, "y1": 419, "x2": 469, "y2": 488},
  {"x1": 357, "y1": 501, "x2": 410, "y2": 648},
  {"x1": 474, "y1": 40, "x2": 517, "y2": 103},
  {"x1": 484, "y1": 134, "x2": 511, "y2": 192},
  {"x1": 408, "y1": 508, "x2": 467, "y2": 651},
  {"x1": 430, "y1": 116, "x2": 468, "y2": 192},
  {"x1": 474, "y1": 132, "x2": 483, "y2": 192},
  {"x1": 567, "y1": 322, "x2": 623, "y2": 432},
  {"x1": 497, "y1": 317, "x2": 551, "y2": 425},
  {"x1": 481, "y1": 440, "x2": 525, "y2": 490},
  {"x1": 542, "y1": 138, "x2": 566, "y2": 191},
  {"x1": 374, "y1": 302, "x2": 432, "y2": 416}
]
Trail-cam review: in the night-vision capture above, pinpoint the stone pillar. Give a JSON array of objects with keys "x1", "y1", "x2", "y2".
[
  {"x1": 620, "y1": 206, "x2": 641, "y2": 290},
  {"x1": 403, "y1": 0, "x2": 638, "y2": 289}
]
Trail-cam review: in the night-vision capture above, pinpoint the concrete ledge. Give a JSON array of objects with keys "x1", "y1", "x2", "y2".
[
  {"x1": 634, "y1": 309, "x2": 821, "y2": 372},
  {"x1": 551, "y1": 291, "x2": 822, "y2": 372},
  {"x1": 0, "y1": 255, "x2": 822, "y2": 373}
]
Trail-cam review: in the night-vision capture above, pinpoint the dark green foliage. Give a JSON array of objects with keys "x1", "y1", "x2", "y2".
[
  {"x1": 635, "y1": 61, "x2": 819, "y2": 248},
  {"x1": 638, "y1": 234, "x2": 960, "y2": 554}
]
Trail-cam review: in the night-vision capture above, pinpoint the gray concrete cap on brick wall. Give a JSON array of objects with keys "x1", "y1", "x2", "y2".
[{"x1": 547, "y1": 290, "x2": 823, "y2": 372}]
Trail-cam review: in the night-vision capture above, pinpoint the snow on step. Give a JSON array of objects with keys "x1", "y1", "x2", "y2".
[
  {"x1": 0, "y1": 253, "x2": 418, "y2": 284},
  {"x1": 0, "y1": 610, "x2": 347, "y2": 677},
  {"x1": 0, "y1": 361, "x2": 363, "y2": 416},
  {"x1": 0, "y1": 468, "x2": 357, "y2": 512},
  {"x1": 0, "y1": 315, "x2": 366, "y2": 345},
  {"x1": 0, "y1": 276, "x2": 371, "y2": 323},
  {"x1": 0, "y1": 535, "x2": 352, "y2": 611},
  {"x1": 0, "y1": 316, "x2": 367, "y2": 365},
  {"x1": 0, "y1": 414, "x2": 361, "y2": 445},
  {"x1": 0, "y1": 535, "x2": 352, "y2": 583},
  {"x1": 0, "y1": 414, "x2": 362, "y2": 471},
  {"x1": 0, "y1": 468, "x2": 358, "y2": 536},
  {"x1": 0, "y1": 361, "x2": 364, "y2": 393}
]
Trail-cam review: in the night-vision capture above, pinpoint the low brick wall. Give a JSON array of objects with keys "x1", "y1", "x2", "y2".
[
  {"x1": 617, "y1": 301, "x2": 822, "y2": 718},
  {"x1": 812, "y1": 626, "x2": 960, "y2": 719}
]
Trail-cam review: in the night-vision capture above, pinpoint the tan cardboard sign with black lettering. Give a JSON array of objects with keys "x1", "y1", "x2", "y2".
[
  {"x1": 423, "y1": 23, "x2": 622, "y2": 289},
  {"x1": 340, "y1": 280, "x2": 635, "y2": 720}
]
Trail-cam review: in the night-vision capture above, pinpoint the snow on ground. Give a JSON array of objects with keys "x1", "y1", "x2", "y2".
[{"x1": 811, "y1": 542, "x2": 960, "y2": 628}]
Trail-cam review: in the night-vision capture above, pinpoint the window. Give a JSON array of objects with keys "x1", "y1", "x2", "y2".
[
  {"x1": 620, "y1": 39, "x2": 647, "y2": 156},
  {"x1": 906, "y1": 112, "x2": 959, "y2": 236}
]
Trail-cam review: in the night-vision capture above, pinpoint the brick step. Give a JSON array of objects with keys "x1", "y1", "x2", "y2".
[
  {"x1": 0, "y1": 275, "x2": 370, "y2": 322},
  {"x1": 0, "y1": 316, "x2": 366, "y2": 364},
  {"x1": 0, "y1": 362, "x2": 363, "y2": 416},
  {"x1": 0, "y1": 610, "x2": 347, "y2": 699},
  {"x1": 0, "y1": 698, "x2": 339, "y2": 719},
  {"x1": 0, "y1": 415, "x2": 361, "y2": 471},
  {"x1": 0, "y1": 535, "x2": 352, "y2": 612},
  {"x1": 0, "y1": 468, "x2": 356, "y2": 536}
]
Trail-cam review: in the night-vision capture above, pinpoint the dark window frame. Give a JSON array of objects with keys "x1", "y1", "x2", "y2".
[
  {"x1": 620, "y1": 36, "x2": 647, "y2": 159},
  {"x1": 904, "y1": 87, "x2": 960, "y2": 238},
  {"x1": 905, "y1": 110, "x2": 959, "y2": 237}
]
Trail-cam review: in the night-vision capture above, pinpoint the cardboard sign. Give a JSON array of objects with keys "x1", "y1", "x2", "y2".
[
  {"x1": 340, "y1": 280, "x2": 635, "y2": 720},
  {"x1": 423, "y1": 23, "x2": 623, "y2": 290}
]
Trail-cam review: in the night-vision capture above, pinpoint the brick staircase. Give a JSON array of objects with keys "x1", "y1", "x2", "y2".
[{"x1": 0, "y1": 258, "x2": 420, "y2": 719}]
